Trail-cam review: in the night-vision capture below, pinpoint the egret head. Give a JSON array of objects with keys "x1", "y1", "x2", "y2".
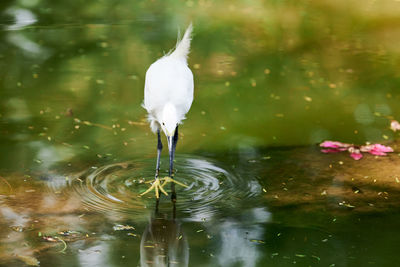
[{"x1": 160, "y1": 103, "x2": 179, "y2": 151}]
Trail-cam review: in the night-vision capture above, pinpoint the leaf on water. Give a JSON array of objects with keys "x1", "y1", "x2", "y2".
[
  {"x1": 250, "y1": 239, "x2": 265, "y2": 244},
  {"x1": 55, "y1": 236, "x2": 68, "y2": 253},
  {"x1": 312, "y1": 255, "x2": 321, "y2": 261},
  {"x1": 113, "y1": 224, "x2": 135, "y2": 231},
  {"x1": 295, "y1": 254, "x2": 306, "y2": 258},
  {"x1": 338, "y1": 201, "x2": 355, "y2": 208},
  {"x1": 127, "y1": 233, "x2": 137, "y2": 237},
  {"x1": 43, "y1": 236, "x2": 58, "y2": 242},
  {"x1": 17, "y1": 255, "x2": 40, "y2": 266}
]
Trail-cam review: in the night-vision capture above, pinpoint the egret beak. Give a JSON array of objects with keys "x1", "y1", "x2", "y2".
[{"x1": 167, "y1": 135, "x2": 173, "y2": 152}]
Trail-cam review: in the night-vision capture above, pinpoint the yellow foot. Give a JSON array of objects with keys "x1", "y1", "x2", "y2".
[
  {"x1": 140, "y1": 178, "x2": 168, "y2": 199},
  {"x1": 140, "y1": 177, "x2": 188, "y2": 199},
  {"x1": 160, "y1": 176, "x2": 189, "y2": 189}
]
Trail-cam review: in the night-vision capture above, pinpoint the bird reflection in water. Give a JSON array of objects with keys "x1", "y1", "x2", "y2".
[{"x1": 140, "y1": 200, "x2": 189, "y2": 267}]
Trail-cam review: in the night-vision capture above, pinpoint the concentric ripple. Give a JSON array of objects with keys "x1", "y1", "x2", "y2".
[{"x1": 66, "y1": 155, "x2": 262, "y2": 221}]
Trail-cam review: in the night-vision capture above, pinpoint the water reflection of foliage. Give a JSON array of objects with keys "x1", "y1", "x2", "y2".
[{"x1": 1, "y1": 1, "x2": 400, "y2": 169}]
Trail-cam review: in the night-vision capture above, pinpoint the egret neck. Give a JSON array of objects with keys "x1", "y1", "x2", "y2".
[{"x1": 161, "y1": 102, "x2": 178, "y2": 138}]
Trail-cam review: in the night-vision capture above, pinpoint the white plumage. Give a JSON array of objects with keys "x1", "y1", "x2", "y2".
[
  {"x1": 143, "y1": 24, "x2": 194, "y2": 137},
  {"x1": 140, "y1": 24, "x2": 194, "y2": 199}
]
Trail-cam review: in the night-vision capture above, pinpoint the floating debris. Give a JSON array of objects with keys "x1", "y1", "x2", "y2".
[
  {"x1": 320, "y1": 141, "x2": 393, "y2": 160},
  {"x1": 65, "y1": 108, "x2": 73, "y2": 117},
  {"x1": 113, "y1": 224, "x2": 135, "y2": 231},
  {"x1": 42, "y1": 236, "x2": 58, "y2": 242},
  {"x1": 55, "y1": 237, "x2": 68, "y2": 253},
  {"x1": 58, "y1": 230, "x2": 80, "y2": 236},
  {"x1": 250, "y1": 239, "x2": 265, "y2": 244},
  {"x1": 390, "y1": 120, "x2": 400, "y2": 132},
  {"x1": 338, "y1": 201, "x2": 355, "y2": 208},
  {"x1": 304, "y1": 96, "x2": 312, "y2": 102},
  {"x1": 312, "y1": 255, "x2": 321, "y2": 261},
  {"x1": 10, "y1": 226, "x2": 24, "y2": 232}
]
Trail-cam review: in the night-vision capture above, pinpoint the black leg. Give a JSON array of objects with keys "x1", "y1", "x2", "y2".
[
  {"x1": 169, "y1": 126, "x2": 179, "y2": 201},
  {"x1": 155, "y1": 129, "x2": 162, "y2": 179}
]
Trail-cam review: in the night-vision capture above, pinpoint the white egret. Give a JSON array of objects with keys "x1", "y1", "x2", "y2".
[{"x1": 141, "y1": 24, "x2": 194, "y2": 200}]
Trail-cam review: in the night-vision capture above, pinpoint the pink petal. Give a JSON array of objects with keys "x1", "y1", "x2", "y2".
[
  {"x1": 369, "y1": 150, "x2": 386, "y2": 156},
  {"x1": 372, "y1": 144, "x2": 393, "y2": 153},
  {"x1": 361, "y1": 144, "x2": 393, "y2": 153},
  {"x1": 320, "y1": 141, "x2": 350, "y2": 148},
  {"x1": 390, "y1": 120, "x2": 400, "y2": 132},
  {"x1": 350, "y1": 152, "x2": 363, "y2": 160}
]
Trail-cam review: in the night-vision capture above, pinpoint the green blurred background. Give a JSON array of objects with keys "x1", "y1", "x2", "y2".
[{"x1": 1, "y1": 0, "x2": 400, "y2": 171}]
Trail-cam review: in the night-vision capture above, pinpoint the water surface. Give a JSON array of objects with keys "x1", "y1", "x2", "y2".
[{"x1": 1, "y1": 0, "x2": 400, "y2": 266}]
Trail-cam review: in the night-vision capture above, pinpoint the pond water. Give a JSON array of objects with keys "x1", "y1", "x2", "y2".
[{"x1": 1, "y1": 0, "x2": 400, "y2": 266}]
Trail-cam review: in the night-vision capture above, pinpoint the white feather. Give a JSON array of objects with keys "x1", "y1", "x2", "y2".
[
  {"x1": 143, "y1": 24, "x2": 194, "y2": 135},
  {"x1": 169, "y1": 23, "x2": 193, "y2": 61}
]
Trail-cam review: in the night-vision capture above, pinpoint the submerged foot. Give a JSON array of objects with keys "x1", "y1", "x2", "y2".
[
  {"x1": 140, "y1": 177, "x2": 188, "y2": 199},
  {"x1": 160, "y1": 176, "x2": 188, "y2": 188},
  {"x1": 140, "y1": 178, "x2": 168, "y2": 199}
]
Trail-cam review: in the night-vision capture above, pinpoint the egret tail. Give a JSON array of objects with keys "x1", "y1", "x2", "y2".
[{"x1": 170, "y1": 23, "x2": 193, "y2": 61}]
